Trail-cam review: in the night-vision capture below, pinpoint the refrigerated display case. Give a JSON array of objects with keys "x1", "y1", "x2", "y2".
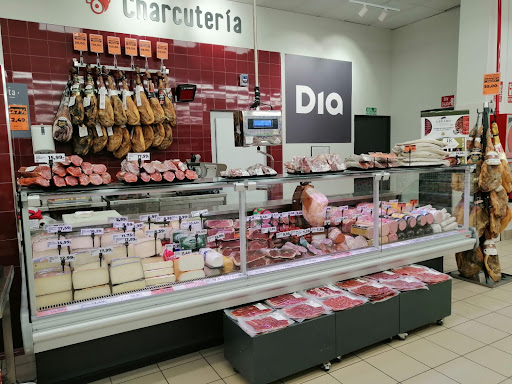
[{"x1": 17, "y1": 167, "x2": 475, "y2": 358}]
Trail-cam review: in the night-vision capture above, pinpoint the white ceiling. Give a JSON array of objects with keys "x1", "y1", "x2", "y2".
[{"x1": 227, "y1": 0, "x2": 460, "y2": 30}]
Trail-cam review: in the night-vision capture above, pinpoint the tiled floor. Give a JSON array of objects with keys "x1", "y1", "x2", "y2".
[{"x1": 15, "y1": 240, "x2": 512, "y2": 384}]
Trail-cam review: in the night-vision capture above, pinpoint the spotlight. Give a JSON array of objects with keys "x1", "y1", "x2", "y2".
[
  {"x1": 358, "y1": 5, "x2": 368, "y2": 17},
  {"x1": 378, "y1": 9, "x2": 388, "y2": 22}
]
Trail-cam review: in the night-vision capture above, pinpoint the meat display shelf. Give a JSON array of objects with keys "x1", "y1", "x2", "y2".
[{"x1": 17, "y1": 167, "x2": 474, "y2": 356}]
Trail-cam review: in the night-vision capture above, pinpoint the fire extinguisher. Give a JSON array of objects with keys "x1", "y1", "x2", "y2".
[{"x1": 86, "y1": 0, "x2": 111, "y2": 14}]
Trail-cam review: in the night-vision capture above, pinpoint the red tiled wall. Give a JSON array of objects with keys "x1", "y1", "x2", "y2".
[{"x1": 0, "y1": 18, "x2": 283, "y2": 176}]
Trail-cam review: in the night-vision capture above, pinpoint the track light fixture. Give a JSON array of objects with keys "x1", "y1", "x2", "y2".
[
  {"x1": 358, "y1": 5, "x2": 368, "y2": 17},
  {"x1": 378, "y1": 9, "x2": 388, "y2": 22},
  {"x1": 349, "y1": 0, "x2": 399, "y2": 22}
]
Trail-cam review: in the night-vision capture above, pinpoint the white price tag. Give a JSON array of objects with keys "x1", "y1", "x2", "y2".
[
  {"x1": 309, "y1": 302, "x2": 322, "y2": 308},
  {"x1": 114, "y1": 221, "x2": 135, "y2": 229},
  {"x1": 276, "y1": 231, "x2": 291, "y2": 239},
  {"x1": 29, "y1": 219, "x2": 39, "y2": 230},
  {"x1": 146, "y1": 229, "x2": 166, "y2": 237},
  {"x1": 176, "y1": 214, "x2": 190, "y2": 220},
  {"x1": 194, "y1": 229, "x2": 207, "y2": 236},
  {"x1": 207, "y1": 233, "x2": 225, "y2": 243},
  {"x1": 181, "y1": 220, "x2": 201, "y2": 230},
  {"x1": 311, "y1": 227, "x2": 325, "y2": 233},
  {"x1": 272, "y1": 313, "x2": 287, "y2": 321},
  {"x1": 383, "y1": 271, "x2": 394, "y2": 275},
  {"x1": 48, "y1": 254, "x2": 76, "y2": 263},
  {"x1": 157, "y1": 216, "x2": 174, "y2": 222},
  {"x1": 246, "y1": 216, "x2": 254, "y2": 222},
  {"x1": 113, "y1": 233, "x2": 136, "y2": 241},
  {"x1": 272, "y1": 213, "x2": 280, "y2": 219},
  {"x1": 389, "y1": 200, "x2": 399, "y2": 203},
  {"x1": 91, "y1": 247, "x2": 114, "y2": 256},
  {"x1": 83, "y1": 96, "x2": 91, "y2": 108},
  {"x1": 261, "y1": 227, "x2": 277, "y2": 234},
  {"x1": 175, "y1": 250, "x2": 192, "y2": 257},
  {"x1": 81, "y1": 228, "x2": 104, "y2": 236},
  {"x1": 191, "y1": 209, "x2": 208, "y2": 217},
  {"x1": 99, "y1": 88, "x2": 107, "y2": 109},
  {"x1": 140, "y1": 214, "x2": 159, "y2": 222},
  {"x1": 47, "y1": 239, "x2": 72, "y2": 249},
  {"x1": 122, "y1": 90, "x2": 128, "y2": 109},
  {"x1": 135, "y1": 86, "x2": 143, "y2": 106},
  {"x1": 134, "y1": 223, "x2": 145, "y2": 230},
  {"x1": 78, "y1": 125, "x2": 88, "y2": 138},
  {"x1": 34, "y1": 153, "x2": 65, "y2": 164},
  {"x1": 289, "y1": 211, "x2": 303, "y2": 216},
  {"x1": 324, "y1": 220, "x2": 331, "y2": 226},
  {"x1": 106, "y1": 126, "x2": 114, "y2": 136},
  {"x1": 108, "y1": 217, "x2": 128, "y2": 223},
  {"x1": 356, "y1": 279, "x2": 366, "y2": 283},
  {"x1": 261, "y1": 214, "x2": 272, "y2": 220},
  {"x1": 165, "y1": 243, "x2": 177, "y2": 251},
  {"x1": 302, "y1": 228, "x2": 311, "y2": 235},
  {"x1": 45, "y1": 224, "x2": 73, "y2": 233},
  {"x1": 115, "y1": 236, "x2": 137, "y2": 244},
  {"x1": 339, "y1": 205, "x2": 349, "y2": 210},
  {"x1": 127, "y1": 153, "x2": 150, "y2": 162},
  {"x1": 68, "y1": 96, "x2": 76, "y2": 107},
  {"x1": 255, "y1": 303, "x2": 267, "y2": 310},
  {"x1": 292, "y1": 292, "x2": 303, "y2": 298},
  {"x1": 280, "y1": 212, "x2": 289, "y2": 218},
  {"x1": 95, "y1": 123, "x2": 103, "y2": 137}
]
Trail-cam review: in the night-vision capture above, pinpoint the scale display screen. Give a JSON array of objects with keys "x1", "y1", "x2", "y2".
[
  {"x1": 252, "y1": 119, "x2": 273, "y2": 128},
  {"x1": 248, "y1": 118, "x2": 279, "y2": 130}
]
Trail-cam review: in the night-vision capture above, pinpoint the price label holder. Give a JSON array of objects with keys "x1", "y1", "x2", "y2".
[
  {"x1": 114, "y1": 221, "x2": 135, "y2": 231},
  {"x1": 191, "y1": 209, "x2": 208, "y2": 218},
  {"x1": 107, "y1": 36, "x2": 121, "y2": 68},
  {"x1": 46, "y1": 239, "x2": 72, "y2": 253},
  {"x1": 109, "y1": 216, "x2": 128, "y2": 223},
  {"x1": 9, "y1": 105, "x2": 29, "y2": 131},
  {"x1": 91, "y1": 247, "x2": 113, "y2": 267},
  {"x1": 49, "y1": 254, "x2": 76, "y2": 271},
  {"x1": 207, "y1": 233, "x2": 225, "y2": 244},
  {"x1": 139, "y1": 40, "x2": 152, "y2": 69},
  {"x1": 146, "y1": 229, "x2": 165, "y2": 238},
  {"x1": 156, "y1": 41, "x2": 168, "y2": 72},
  {"x1": 181, "y1": 220, "x2": 201, "y2": 231},
  {"x1": 73, "y1": 32, "x2": 88, "y2": 64},
  {"x1": 89, "y1": 34, "x2": 104, "y2": 66},
  {"x1": 127, "y1": 152, "x2": 150, "y2": 168},
  {"x1": 46, "y1": 224, "x2": 73, "y2": 234},
  {"x1": 311, "y1": 227, "x2": 325, "y2": 233},
  {"x1": 125, "y1": 38, "x2": 138, "y2": 69},
  {"x1": 140, "y1": 213, "x2": 159, "y2": 229},
  {"x1": 34, "y1": 153, "x2": 65, "y2": 165},
  {"x1": 261, "y1": 227, "x2": 277, "y2": 234},
  {"x1": 175, "y1": 250, "x2": 192, "y2": 257}
]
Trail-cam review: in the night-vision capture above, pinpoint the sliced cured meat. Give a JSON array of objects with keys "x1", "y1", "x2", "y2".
[
  {"x1": 282, "y1": 242, "x2": 308, "y2": 254},
  {"x1": 152, "y1": 161, "x2": 170, "y2": 173},
  {"x1": 307, "y1": 244, "x2": 323, "y2": 256},
  {"x1": 53, "y1": 175, "x2": 66, "y2": 187},
  {"x1": 78, "y1": 174, "x2": 90, "y2": 186},
  {"x1": 70, "y1": 155, "x2": 83, "y2": 166},
  {"x1": 305, "y1": 285, "x2": 344, "y2": 299},
  {"x1": 120, "y1": 159, "x2": 140, "y2": 176},
  {"x1": 366, "y1": 271, "x2": 400, "y2": 281},
  {"x1": 282, "y1": 302, "x2": 329, "y2": 320},
  {"x1": 410, "y1": 271, "x2": 451, "y2": 284},
  {"x1": 116, "y1": 171, "x2": 125, "y2": 181},
  {"x1": 175, "y1": 170, "x2": 185, "y2": 180},
  {"x1": 205, "y1": 220, "x2": 234, "y2": 229},
  {"x1": 140, "y1": 172, "x2": 151, "y2": 183},
  {"x1": 393, "y1": 265, "x2": 430, "y2": 276},
  {"x1": 336, "y1": 279, "x2": 368, "y2": 289},
  {"x1": 266, "y1": 293, "x2": 307, "y2": 308},
  {"x1": 52, "y1": 164, "x2": 67, "y2": 177},
  {"x1": 66, "y1": 166, "x2": 82, "y2": 177},
  {"x1": 249, "y1": 240, "x2": 269, "y2": 251},
  {"x1": 247, "y1": 229, "x2": 268, "y2": 240},
  {"x1": 101, "y1": 173, "x2": 112, "y2": 184},
  {"x1": 185, "y1": 170, "x2": 198, "y2": 180},
  {"x1": 266, "y1": 249, "x2": 296, "y2": 259},
  {"x1": 81, "y1": 162, "x2": 93, "y2": 175},
  {"x1": 19, "y1": 166, "x2": 51, "y2": 179},
  {"x1": 243, "y1": 315, "x2": 292, "y2": 334},
  {"x1": 163, "y1": 171, "x2": 175, "y2": 182},
  {"x1": 92, "y1": 164, "x2": 107, "y2": 174},
  {"x1": 248, "y1": 258, "x2": 269, "y2": 268},
  {"x1": 89, "y1": 174, "x2": 103, "y2": 185},
  {"x1": 150, "y1": 172, "x2": 162, "y2": 182},
  {"x1": 57, "y1": 157, "x2": 71, "y2": 166},
  {"x1": 230, "y1": 304, "x2": 272, "y2": 318},
  {"x1": 163, "y1": 160, "x2": 178, "y2": 171},
  {"x1": 172, "y1": 160, "x2": 188, "y2": 171},
  {"x1": 141, "y1": 162, "x2": 156, "y2": 174},
  {"x1": 381, "y1": 277, "x2": 426, "y2": 292},
  {"x1": 123, "y1": 173, "x2": 138, "y2": 183},
  {"x1": 323, "y1": 294, "x2": 367, "y2": 311},
  {"x1": 18, "y1": 177, "x2": 50, "y2": 187},
  {"x1": 347, "y1": 282, "x2": 398, "y2": 302},
  {"x1": 65, "y1": 176, "x2": 78, "y2": 186}
]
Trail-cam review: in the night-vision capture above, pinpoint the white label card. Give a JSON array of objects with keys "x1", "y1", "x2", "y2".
[
  {"x1": 175, "y1": 250, "x2": 192, "y2": 257},
  {"x1": 260, "y1": 214, "x2": 272, "y2": 220},
  {"x1": 106, "y1": 126, "x2": 114, "y2": 136},
  {"x1": 127, "y1": 153, "x2": 150, "y2": 162},
  {"x1": 108, "y1": 217, "x2": 128, "y2": 223},
  {"x1": 157, "y1": 216, "x2": 174, "y2": 222},
  {"x1": 272, "y1": 313, "x2": 287, "y2": 321},
  {"x1": 34, "y1": 153, "x2": 65, "y2": 164},
  {"x1": 261, "y1": 227, "x2": 277, "y2": 234},
  {"x1": 165, "y1": 243, "x2": 177, "y2": 251},
  {"x1": 276, "y1": 231, "x2": 291, "y2": 239},
  {"x1": 95, "y1": 124, "x2": 103, "y2": 137},
  {"x1": 99, "y1": 91, "x2": 106, "y2": 109},
  {"x1": 181, "y1": 220, "x2": 201, "y2": 230},
  {"x1": 146, "y1": 229, "x2": 166, "y2": 237},
  {"x1": 68, "y1": 96, "x2": 76, "y2": 107},
  {"x1": 47, "y1": 239, "x2": 72, "y2": 249},
  {"x1": 389, "y1": 200, "x2": 399, "y2": 203},
  {"x1": 83, "y1": 96, "x2": 91, "y2": 108},
  {"x1": 292, "y1": 293, "x2": 303, "y2": 298},
  {"x1": 140, "y1": 214, "x2": 159, "y2": 222},
  {"x1": 79, "y1": 125, "x2": 88, "y2": 138},
  {"x1": 29, "y1": 220, "x2": 39, "y2": 229},
  {"x1": 45, "y1": 224, "x2": 72, "y2": 233},
  {"x1": 289, "y1": 211, "x2": 303, "y2": 216},
  {"x1": 113, "y1": 233, "x2": 136, "y2": 241},
  {"x1": 115, "y1": 237, "x2": 137, "y2": 244},
  {"x1": 194, "y1": 229, "x2": 207, "y2": 236},
  {"x1": 207, "y1": 233, "x2": 225, "y2": 243},
  {"x1": 48, "y1": 254, "x2": 76, "y2": 263},
  {"x1": 255, "y1": 303, "x2": 267, "y2": 310},
  {"x1": 81, "y1": 228, "x2": 104, "y2": 236},
  {"x1": 134, "y1": 223, "x2": 145, "y2": 230},
  {"x1": 113, "y1": 221, "x2": 135, "y2": 229},
  {"x1": 91, "y1": 247, "x2": 113, "y2": 256},
  {"x1": 324, "y1": 220, "x2": 331, "y2": 226},
  {"x1": 191, "y1": 209, "x2": 208, "y2": 217},
  {"x1": 311, "y1": 227, "x2": 325, "y2": 233},
  {"x1": 309, "y1": 302, "x2": 322, "y2": 308},
  {"x1": 135, "y1": 86, "x2": 143, "y2": 106}
]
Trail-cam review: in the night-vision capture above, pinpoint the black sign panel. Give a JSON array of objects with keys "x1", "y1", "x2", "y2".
[{"x1": 285, "y1": 54, "x2": 352, "y2": 143}]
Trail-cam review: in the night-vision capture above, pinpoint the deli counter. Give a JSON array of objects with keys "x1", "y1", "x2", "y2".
[{"x1": 17, "y1": 167, "x2": 475, "y2": 362}]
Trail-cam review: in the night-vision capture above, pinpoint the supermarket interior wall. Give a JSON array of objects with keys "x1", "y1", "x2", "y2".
[{"x1": 390, "y1": 8, "x2": 461, "y2": 147}]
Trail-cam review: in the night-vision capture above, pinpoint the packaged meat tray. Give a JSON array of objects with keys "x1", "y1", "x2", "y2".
[
  {"x1": 265, "y1": 292, "x2": 308, "y2": 308},
  {"x1": 280, "y1": 300, "x2": 331, "y2": 322},
  {"x1": 380, "y1": 277, "x2": 428, "y2": 292},
  {"x1": 225, "y1": 303, "x2": 272, "y2": 320},
  {"x1": 393, "y1": 265, "x2": 430, "y2": 276},
  {"x1": 335, "y1": 278, "x2": 369, "y2": 290},
  {"x1": 345, "y1": 281, "x2": 399, "y2": 302},
  {"x1": 238, "y1": 313, "x2": 294, "y2": 336},
  {"x1": 407, "y1": 270, "x2": 451, "y2": 285},
  {"x1": 366, "y1": 271, "x2": 401, "y2": 281},
  {"x1": 303, "y1": 284, "x2": 344, "y2": 299},
  {"x1": 322, "y1": 292, "x2": 368, "y2": 311}
]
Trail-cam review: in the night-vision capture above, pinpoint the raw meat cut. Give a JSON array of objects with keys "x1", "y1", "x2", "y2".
[
  {"x1": 411, "y1": 271, "x2": 451, "y2": 284},
  {"x1": 282, "y1": 242, "x2": 308, "y2": 254},
  {"x1": 266, "y1": 293, "x2": 307, "y2": 308},
  {"x1": 346, "y1": 282, "x2": 398, "y2": 302},
  {"x1": 163, "y1": 160, "x2": 178, "y2": 171},
  {"x1": 266, "y1": 249, "x2": 297, "y2": 259},
  {"x1": 140, "y1": 172, "x2": 151, "y2": 183},
  {"x1": 89, "y1": 174, "x2": 103, "y2": 186},
  {"x1": 152, "y1": 161, "x2": 170, "y2": 173},
  {"x1": 173, "y1": 160, "x2": 188, "y2": 172},
  {"x1": 150, "y1": 172, "x2": 163, "y2": 182},
  {"x1": 247, "y1": 229, "x2": 269, "y2": 241},
  {"x1": 336, "y1": 279, "x2": 368, "y2": 289},
  {"x1": 66, "y1": 166, "x2": 82, "y2": 177},
  {"x1": 70, "y1": 155, "x2": 83, "y2": 167},
  {"x1": 381, "y1": 277, "x2": 426, "y2": 291},
  {"x1": 185, "y1": 170, "x2": 198, "y2": 180},
  {"x1": 52, "y1": 176, "x2": 66, "y2": 187},
  {"x1": 175, "y1": 170, "x2": 185, "y2": 180},
  {"x1": 78, "y1": 174, "x2": 90, "y2": 186},
  {"x1": 305, "y1": 285, "x2": 344, "y2": 299},
  {"x1": 366, "y1": 271, "x2": 400, "y2": 281},
  {"x1": 282, "y1": 302, "x2": 329, "y2": 320},
  {"x1": 121, "y1": 160, "x2": 140, "y2": 176},
  {"x1": 205, "y1": 220, "x2": 234, "y2": 228},
  {"x1": 92, "y1": 164, "x2": 107, "y2": 174},
  {"x1": 322, "y1": 294, "x2": 367, "y2": 311},
  {"x1": 230, "y1": 304, "x2": 272, "y2": 318},
  {"x1": 81, "y1": 162, "x2": 93, "y2": 175},
  {"x1": 231, "y1": 250, "x2": 266, "y2": 266},
  {"x1": 249, "y1": 240, "x2": 269, "y2": 251},
  {"x1": 163, "y1": 171, "x2": 175, "y2": 182},
  {"x1": 393, "y1": 265, "x2": 430, "y2": 276},
  {"x1": 142, "y1": 162, "x2": 156, "y2": 174},
  {"x1": 65, "y1": 176, "x2": 78, "y2": 186},
  {"x1": 302, "y1": 186, "x2": 329, "y2": 227},
  {"x1": 243, "y1": 315, "x2": 292, "y2": 334},
  {"x1": 101, "y1": 173, "x2": 112, "y2": 184},
  {"x1": 52, "y1": 164, "x2": 67, "y2": 177},
  {"x1": 19, "y1": 166, "x2": 51, "y2": 179}
]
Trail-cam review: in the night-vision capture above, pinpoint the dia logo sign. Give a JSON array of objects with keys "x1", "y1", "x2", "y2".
[
  {"x1": 86, "y1": 0, "x2": 111, "y2": 14},
  {"x1": 285, "y1": 55, "x2": 352, "y2": 143}
]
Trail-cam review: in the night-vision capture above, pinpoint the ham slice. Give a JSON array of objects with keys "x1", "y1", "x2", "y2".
[
  {"x1": 66, "y1": 166, "x2": 82, "y2": 177},
  {"x1": 89, "y1": 174, "x2": 103, "y2": 185},
  {"x1": 19, "y1": 166, "x2": 51, "y2": 179},
  {"x1": 185, "y1": 170, "x2": 198, "y2": 180},
  {"x1": 302, "y1": 187, "x2": 329, "y2": 227},
  {"x1": 92, "y1": 164, "x2": 107, "y2": 174},
  {"x1": 142, "y1": 162, "x2": 156, "y2": 174},
  {"x1": 82, "y1": 162, "x2": 93, "y2": 175},
  {"x1": 163, "y1": 160, "x2": 178, "y2": 171},
  {"x1": 150, "y1": 172, "x2": 162, "y2": 182},
  {"x1": 328, "y1": 227, "x2": 345, "y2": 244},
  {"x1": 70, "y1": 155, "x2": 83, "y2": 166},
  {"x1": 53, "y1": 176, "x2": 66, "y2": 187},
  {"x1": 152, "y1": 161, "x2": 170, "y2": 173},
  {"x1": 65, "y1": 176, "x2": 78, "y2": 186},
  {"x1": 175, "y1": 170, "x2": 185, "y2": 180},
  {"x1": 101, "y1": 173, "x2": 112, "y2": 184},
  {"x1": 78, "y1": 174, "x2": 90, "y2": 186},
  {"x1": 140, "y1": 172, "x2": 151, "y2": 182},
  {"x1": 52, "y1": 164, "x2": 67, "y2": 177},
  {"x1": 163, "y1": 171, "x2": 175, "y2": 182}
]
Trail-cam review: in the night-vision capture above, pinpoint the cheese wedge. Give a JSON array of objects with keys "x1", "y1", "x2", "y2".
[
  {"x1": 33, "y1": 259, "x2": 61, "y2": 272},
  {"x1": 174, "y1": 253, "x2": 204, "y2": 273},
  {"x1": 141, "y1": 256, "x2": 173, "y2": 271},
  {"x1": 36, "y1": 291, "x2": 73, "y2": 309},
  {"x1": 144, "y1": 267, "x2": 174, "y2": 279},
  {"x1": 34, "y1": 267, "x2": 72, "y2": 296},
  {"x1": 32, "y1": 235, "x2": 65, "y2": 253},
  {"x1": 145, "y1": 275, "x2": 176, "y2": 286},
  {"x1": 111, "y1": 257, "x2": 141, "y2": 267},
  {"x1": 72, "y1": 267, "x2": 109, "y2": 289},
  {"x1": 130, "y1": 238, "x2": 163, "y2": 259},
  {"x1": 110, "y1": 261, "x2": 144, "y2": 285},
  {"x1": 204, "y1": 266, "x2": 221, "y2": 277},
  {"x1": 177, "y1": 270, "x2": 205, "y2": 282},
  {"x1": 103, "y1": 245, "x2": 135, "y2": 264},
  {"x1": 74, "y1": 285, "x2": 111, "y2": 301},
  {"x1": 73, "y1": 261, "x2": 106, "y2": 272},
  {"x1": 70, "y1": 251, "x2": 98, "y2": 269},
  {"x1": 70, "y1": 235, "x2": 100, "y2": 250},
  {"x1": 111, "y1": 280, "x2": 146, "y2": 294},
  {"x1": 33, "y1": 247, "x2": 70, "y2": 260}
]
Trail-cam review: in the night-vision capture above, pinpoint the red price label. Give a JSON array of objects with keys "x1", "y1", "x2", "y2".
[
  {"x1": 139, "y1": 40, "x2": 152, "y2": 58},
  {"x1": 156, "y1": 42, "x2": 168, "y2": 60},
  {"x1": 125, "y1": 38, "x2": 138, "y2": 56},
  {"x1": 89, "y1": 34, "x2": 104, "y2": 54},
  {"x1": 73, "y1": 32, "x2": 88, "y2": 52}
]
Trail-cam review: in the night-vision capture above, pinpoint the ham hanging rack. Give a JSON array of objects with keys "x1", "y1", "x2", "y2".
[{"x1": 72, "y1": 58, "x2": 169, "y2": 75}]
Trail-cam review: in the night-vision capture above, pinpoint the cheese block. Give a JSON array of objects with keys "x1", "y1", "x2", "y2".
[
  {"x1": 130, "y1": 238, "x2": 163, "y2": 258},
  {"x1": 144, "y1": 267, "x2": 174, "y2": 279},
  {"x1": 70, "y1": 235, "x2": 100, "y2": 250},
  {"x1": 70, "y1": 251, "x2": 109, "y2": 269},
  {"x1": 111, "y1": 280, "x2": 146, "y2": 294},
  {"x1": 145, "y1": 274, "x2": 176, "y2": 286},
  {"x1": 111, "y1": 257, "x2": 141, "y2": 267},
  {"x1": 32, "y1": 235, "x2": 66, "y2": 253},
  {"x1": 221, "y1": 256, "x2": 234, "y2": 274},
  {"x1": 36, "y1": 291, "x2": 73, "y2": 309},
  {"x1": 100, "y1": 229, "x2": 144, "y2": 247},
  {"x1": 33, "y1": 247, "x2": 70, "y2": 260},
  {"x1": 141, "y1": 256, "x2": 173, "y2": 271},
  {"x1": 73, "y1": 261, "x2": 106, "y2": 272},
  {"x1": 204, "y1": 266, "x2": 221, "y2": 277},
  {"x1": 33, "y1": 257, "x2": 61, "y2": 272},
  {"x1": 199, "y1": 248, "x2": 223, "y2": 268},
  {"x1": 34, "y1": 267, "x2": 72, "y2": 296},
  {"x1": 74, "y1": 285, "x2": 111, "y2": 301},
  {"x1": 110, "y1": 261, "x2": 144, "y2": 285},
  {"x1": 177, "y1": 270, "x2": 205, "y2": 282},
  {"x1": 104, "y1": 245, "x2": 135, "y2": 264},
  {"x1": 173, "y1": 253, "x2": 204, "y2": 273},
  {"x1": 72, "y1": 267, "x2": 109, "y2": 289}
]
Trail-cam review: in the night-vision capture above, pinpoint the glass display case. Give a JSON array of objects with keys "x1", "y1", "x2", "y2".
[{"x1": 18, "y1": 167, "x2": 474, "y2": 351}]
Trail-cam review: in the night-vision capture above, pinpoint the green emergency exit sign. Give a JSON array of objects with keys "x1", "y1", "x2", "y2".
[{"x1": 366, "y1": 107, "x2": 377, "y2": 116}]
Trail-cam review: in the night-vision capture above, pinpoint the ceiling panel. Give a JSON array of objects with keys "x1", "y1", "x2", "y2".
[{"x1": 371, "y1": 5, "x2": 440, "y2": 29}]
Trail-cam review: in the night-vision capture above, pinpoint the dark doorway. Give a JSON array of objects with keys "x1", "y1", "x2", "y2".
[{"x1": 354, "y1": 115, "x2": 391, "y2": 154}]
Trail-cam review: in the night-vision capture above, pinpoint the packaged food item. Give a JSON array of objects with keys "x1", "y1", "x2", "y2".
[
  {"x1": 225, "y1": 303, "x2": 273, "y2": 320},
  {"x1": 265, "y1": 293, "x2": 308, "y2": 308},
  {"x1": 345, "y1": 281, "x2": 399, "y2": 302},
  {"x1": 365, "y1": 271, "x2": 400, "y2": 281},
  {"x1": 280, "y1": 300, "x2": 331, "y2": 322},
  {"x1": 335, "y1": 278, "x2": 368, "y2": 289},
  {"x1": 322, "y1": 292, "x2": 368, "y2": 311},
  {"x1": 303, "y1": 284, "x2": 344, "y2": 299},
  {"x1": 380, "y1": 277, "x2": 428, "y2": 292},
  {"x1": 238, "y1": 313, "x2": 294, "y2": 336}
]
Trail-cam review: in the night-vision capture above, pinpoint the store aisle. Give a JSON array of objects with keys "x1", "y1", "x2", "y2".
[{"x1": 14, "y1": 241, "x2": 512, "y2": 384}]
